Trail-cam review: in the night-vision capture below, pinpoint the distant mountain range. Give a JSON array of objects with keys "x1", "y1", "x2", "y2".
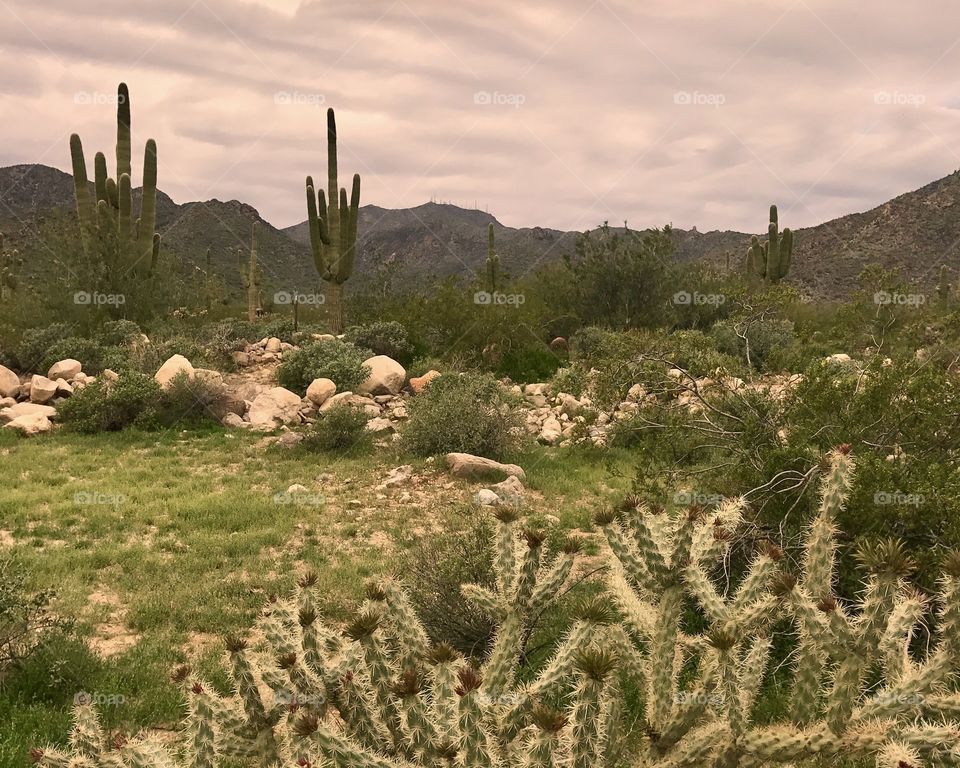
[{"x1": 3, "y1": 162, "x2": 960, "y2": 300}]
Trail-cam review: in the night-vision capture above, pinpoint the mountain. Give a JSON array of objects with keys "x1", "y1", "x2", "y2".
[{"x1": 3, "y1": 162, "x2": 960, "y2": 300}]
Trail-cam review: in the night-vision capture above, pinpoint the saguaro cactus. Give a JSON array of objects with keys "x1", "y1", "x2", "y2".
[
  {"x1": 305, "y1": 108, "x2": 361, "y2": 334},
  {"x1": 239, "y1": 222, "x2": 262, "y2": 322},
  {"x1": 486, "y1": 222, "x2": 500, "y2": 293},
  {"x1": 746, "y1": 204, "x2": 793, "y2": 285},
  {"x1": 0, "y1": 232, "x2": 23, "y2": 301},
  {"x1": 69, "y1": 82, "x2": 161, "y2": 281}
]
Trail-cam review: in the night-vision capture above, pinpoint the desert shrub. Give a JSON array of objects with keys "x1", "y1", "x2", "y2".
[
  {"x1": 344, "y1": 321, "x2": 414, "y2": 364},
  {"x1": 98, "y1": 319, "x2": 142, "y2": 346},
  {"x1": 406, "y1": 356, "x2": 450, "y2": 378},
  {"x1": 551, "y1": 364, "x2": 590, "y2": 397},
  {"x1": 0, "y1": 558, "x2": 69, "y2": 682},
  {"x1": 40, "y1": 337, "x2": 110, "y2": 374},
  {"x1": 400, "y1": 517, "x2": 496, "y2": 657},
  {"x1": 711, "y1": 316, "x2": 796, "y2": 372},
  {"x1": 14, "y1": 323, "x2": 75, "y2": 372},
  {"x1": 402, "y1": 373, "x2": 522, "y2": 459},
  {"x1": 277, "y1": 339, "x2": 370, "y2": 393},
  {"x1": 494, "y1": 341, "x2": 561, "y2": 383},
  {"x1": 303, "y1": 405, "x2": 373, "y2": 455},
  {"x1": 260, "y1": 317, "x2": 297, "y2": 343},
  {"x1": 58, "y1": 373, "x2": 162, "y2": 433},
  {"x1": 659, "y1": 328, "x2": 744, "y2": 377},
  {"x1": 146, "y1": 372, "x2": 227, "y2": 429}
]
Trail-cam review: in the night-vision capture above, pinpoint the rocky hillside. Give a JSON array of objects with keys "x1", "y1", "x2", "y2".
[{"x1": 4, "y1": 162, "x2": 960, "y2": 299}]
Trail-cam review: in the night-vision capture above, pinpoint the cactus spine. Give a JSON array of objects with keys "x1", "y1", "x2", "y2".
[
  {"x1": 0, "y1": 232, "x2": 22, "y2": 301},
  {"x1": 239, "y1": 222, "x2": 262, "y2": 322},
  {"x1": 305, "y1": 108, "x2": 361, "y2": 334},
  {"x1": 486, "y1": 222, "x2": 500, "y2": 293},
  {"x1": 70, "y1": 82, "x2": 161, "y2": 282},
  {"x1": 746, "y1": 204, "x2": 793, "y2": 285}
]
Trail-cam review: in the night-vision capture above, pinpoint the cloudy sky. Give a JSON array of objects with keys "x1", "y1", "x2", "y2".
[{"x1": 1, "y1": 0, "x2": 959, "y2": 232}]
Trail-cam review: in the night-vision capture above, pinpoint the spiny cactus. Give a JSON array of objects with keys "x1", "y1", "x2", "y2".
[
  {"x1": 37, "y1": 514, "x2": 633, "y2": 768},
  {"x1": 70, "y1": 82, "x2": 161, "y2": 281},
  {"x1": 485, "y1": 222, "x2": 500, "y2": 294},
  {"x1": 746, "y1": 204, "x2": 793, "y2": 285},
  {"x1": 0, "y1": 232, "x2": 23, "y2": 301},
  {"x1": 599, "y1": 445, "x2": 960, "y2": 767},
  {"x1": 305, "y1": 108, "x2": 361, "y2": 334},
  {"x1": 239, "y1": 222, "x2": 262, "y2": 322}
]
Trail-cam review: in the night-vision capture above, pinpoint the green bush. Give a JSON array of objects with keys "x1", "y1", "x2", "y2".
[
  {"x1": 711, "y1": 317, "x2": 796, "y2": 372},
  {"x1": 14, "y1": 324, "x2": 75, "y2": 372},
  {"x1": 0, "y1": 558, "x2": 69, "y2": 682},
  {"x1": 495, "y1": 341, "x2": 561, "y2": 383},
  {"x1": 402, "y1": 373, "x2": 522, "y2": 459},
  {"x1": 277, "y1": 339, "x2": 371, "y2": 393},
  {"x1": 146, "y1": 372, "x2": 227, "y2": 429},
  {"x1": 303, "y1": 404, "x2": 373, "y2": 455},
  {"x1": 400, "y1": 517, "x2": 496, "y2": 657},
  {"x1": 551, "y1": 364, "x2": 590, "y2": 397},
  {"x1": 58, "y1": 373, "x2": 162, "y2": 433},
  {"x1": 344, "y1": 321, "x2": 413, "y2": 365},
  {"x1": 98, "y1": 320, "x2": 143, "y2": 347}
]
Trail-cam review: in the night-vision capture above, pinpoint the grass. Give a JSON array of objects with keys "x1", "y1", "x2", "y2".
[{"x1": 0, "y1": 427, "x2": 636, "y2": 766}]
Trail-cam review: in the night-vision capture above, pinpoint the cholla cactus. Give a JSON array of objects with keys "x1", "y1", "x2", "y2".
[
  {"x1": 36, "y1": 513, "x2": 627, "y2": 768},
  {"x1": 599, "y1": 445, "x2": 960, "y2": 767}
]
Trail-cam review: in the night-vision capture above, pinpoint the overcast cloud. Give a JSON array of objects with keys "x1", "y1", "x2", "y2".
[{"x1": 1, "y1": 0, "x2": 959, "y2": 232}]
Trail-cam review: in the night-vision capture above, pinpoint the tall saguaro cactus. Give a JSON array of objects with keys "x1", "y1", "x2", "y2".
[
  {"x1": 305, "y1": 108, "x2": 361, "y2": 334},
  {"x1": 486, "y1": 222, "x2": 500, "y2": 293},
  {"x1": 746, "y1": 204, "x2": 793, "y2": 285},
  {"x1": 70, "y1": 82, "x2": 161, "y2": 281},
  {"x1": 239, "y1": 222, "x2": 262, "y2": 322}
]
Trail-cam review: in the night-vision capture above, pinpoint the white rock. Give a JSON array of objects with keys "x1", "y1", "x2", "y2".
[
  {"x1": 378, "y1": 465, "x2": 414, "y2": 490},
  {"x1": 306, "y1": 378, "x2": 337, "y2": 407},
  {"x1": 539, "y1": 415, "x2": 563, "y2": 445},
  {"x1": 366, "y1": 417, "x2": 395, "y2": 433},
  {"x1": 475, "y1": 489, "x2": 500, "y2": 506},
  {"x1": 265, "y1": 337, "x2": 282, "y2": 353},
  {"x1": 320, "y1": 391, "x2": 380, "y2": 417},
  {"x1": 0, "y1": 402, "x2": 56, "y2": 423},
  {"x1": 54, "y1": 378, "x2": 73, "y2": 397},
  {"x1": 154, "y1": 354, "x2": 195, "y2": 390},
  {"x1": 286, "y1": 483, "x2": 309, "y2": 494},
  {"x1": 194, "y1": 368, "x2": 224, "y2": 388},
  {"x1": 221, "y1": 412, "x2": 248, "y2": 428},
  {"x1": 358, "y1": 356, "x2": 406, "y2": 396},
  {"x1": 445, "y1": 453, "x2": 526, "y2": 481},
  {"x1": 627, "y1": 383, "x2": 646, "y2": 402},
  {"x1": 102, "y1": 369, "x2": 120, "y2": 382},
  {"x1": 47, "y1": 359, "x2": 82, "y2": 381},
  {"x1": 30, "y1": 375, "x2": 57, "y2": 404},
  {"x1": 247, "y1": 387, "x2": 303, "y2": 429},
  {"x1": 0, "y1": 365, "x2": 19, "y2": 398},
  {"x1": 4, "y1": 412, "x2": 52, "y2": 436},
  {"x1": 491, "y1": 475, "x2": 525, "y2": 505}
]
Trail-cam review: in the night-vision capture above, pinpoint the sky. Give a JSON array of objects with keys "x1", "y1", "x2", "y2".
[{"x1": 1, "y1": 0, "x2": 959, "y2": 233}]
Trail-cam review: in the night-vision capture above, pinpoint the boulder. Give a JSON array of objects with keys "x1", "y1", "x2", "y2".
[
  {"x1": 0, "y1": 397, "x2": 15, "y2": 409},
  {"x1": 0, "y1": 402, "x2": 56, "y2": 423},
  {"x1": 54, "y1": 378, "x2": 74, "y2": 397},
  {"x1": 539, "y1": 415, "x2": 563, "y2": 445},
  {"x1": 4, "y1": 412, "x2": 52, "y2": 436},
  {"x1": 306, "y1": 378, "x2": 337, "y2": 407},
  {"x1": 491, "y1": 474, "x2": 525, "y2": 505},
  {"x1": 247, "y1": 387, "x2": 302, "y2": 429},
  {"x1": 102, "y1": 369, "x2": 119, "y2": 382},
  {"x1": 155, "y1": 355, "x2": 195, "y2": 390},
  {"x1": 221, "y1": 412, "x2": 248, "y2": 429},
  {"x1": 320, "y1": 391, "x2": 380, "y2": 418},
  {"x1": 475, "y1": 489, "x2": 500, "y2": 506},
  {"x1": 0, "y1": 365, "x2": 19, "y2": 398},
  {"x1": 549, "y1": 337, "x2": 568, "y2": 354},
  {"x1": 277, "y1": 432, "x2": 304, "y2": 448},
  {"x1": 194, "y1": 369, "x2": 225, "y2": 388},
  {"x1": 358, "y1": 356, "x2": 406, "y2": 396},
  {"x1": 409, "y1": 370, "x2": 441, "y2": 395},
  {"x1": 366, "y1": 417, "x2": 395, "y2": 433},
  {"x1": 265, "y1": 337, "x2": 282, "y2": 353},
  {"x1": 48, "y1": 359, "x2": 82, "y2": 381},
  {"x1": 445, "y1": 453, "x2": 526, "y2": 481},
  {"x1": 231, "y1": 351, "x2": 251, "y2": 367},
  {"x1": 557, "y1": 393, "x2": 583, "y2": 417},
  {"x1": 30, "y1": 375, "x2": 57, "y2": 404}
]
